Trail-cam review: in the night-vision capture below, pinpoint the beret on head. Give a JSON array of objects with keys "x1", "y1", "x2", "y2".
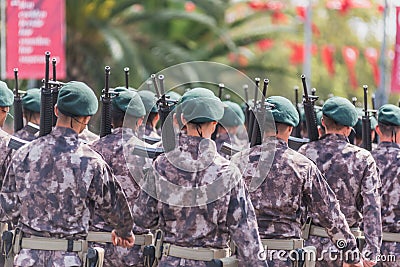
[
  {"x1": 219, "y1": 101, "x2": 245, "y2": 127},
  {"x1": 22, "y1": 88, "x2": 41, "y2": 113},
  {"x1": 113, "y1": 90, "x2": 146, "y2": 117},
  {"x1": 180, "y1": 88, "x2": 224, "y2": 123},
  {"x1": 166, "y1": 91, "x2": 181, "y2": 101},
  {"x1": 0, "y1": 81, "x2": 14, "y2": 107},
  {"x1": 138, "y1": 90, "x2": 158, "y2": 113},
  {"x1": 266, "y1": 96, "x2": 299, "y2": 127},
  {"x1": 322, "y1": 96, "x2": 358, "y2": 127},
  {"x1": 378, "y1": 104, "x2": 400, "y2": 126},
  {"x1": 57, "y1": 81, "x2": 98, "y2": 117},
  {"x1": 113, "y1": 86, "x2": 137, "y2": 93}
]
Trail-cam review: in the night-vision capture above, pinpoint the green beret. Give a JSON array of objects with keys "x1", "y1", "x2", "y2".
[
  {"x1": 57, "y1": 81, "x2": 98, "y2": 117},
  {"x1": 322, "y1": 96, "x2": 358, "y2": 127},
  {"x1": 266, "y1": 96, "x2": 299, "y2": 127},
  {"x1": 219, "y1": 101, "x2": 245, "y2": 127},
  {"x1": 166, "y1": 91, "x2": 181, "y2": 101},
  {"x1": 22, "y1": 88, "x2": 41, "y2": 113},
  {"x1": 138, "y1": 90, "x2": 158, "y2": 113},
  {"x1": 181, "y1": 88, "x2": 224, "y2": 123},
  {"x1": 0, "y1": 81, "x2": 14, "y2": 107},
  {"x1": 113, "y1": 90, "x2": 145, "y2": 117},
  {"x1": 378, "y1": 104, "x2": 400, "y2": 126}
]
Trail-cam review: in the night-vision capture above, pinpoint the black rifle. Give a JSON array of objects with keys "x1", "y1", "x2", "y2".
[
  {"x1": 13, "y1": 68, "x2": 23, "y2": 133},
  {"x1": 124, "y1": 67, "x2": 129, "y2": 89},
  {"x1": 371, "y1": 93, "x2": 376, "y2": 110},
  {"x1": 220, "y1": 142, "x2": 240, "y2": 156},
  {"x1": 348, "y1": 97, "x2": 357, "y2": 145},
  {"x1": 51, "y1": 58, "x2": 59, "y2": 126},
  {"x1": 301, "y1": 75, "x2": 319, "y2": 141},
  {"x1": 100, "y1": 66, "x2": 112, "y2": 137},
  {"x1": 39, "y1": 51, "x2": 53, "y2": 137},
  {"x1": 247, "y1": 78, "x2": 260, "y2": 142},
  {"x1": 352, "y1": 97, "x2": 357, "y2": 106},
  {"x1": 243, "y1": 84, "x2": 250, "y2": 131},
  {"x1": 250, "y1": 79, "x2": 269, "y2": 147},
  {"x1": 362, "y1": 85, "x2": 372, "y2": 151},
  {"x1": 211, "y1": 83, "x2": 224, "y2": 141},
  {"x1": 292, "y1": 86, "x2": 302, "y2": 138}
]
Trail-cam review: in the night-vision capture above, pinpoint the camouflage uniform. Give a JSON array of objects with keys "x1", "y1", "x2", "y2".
[
  {"x1": 90, "y1": 127, "x2": 152, "y2": 267},
  {"x1": 145, "y1": 124, "x2": 161, "y2": 139},
  {"x1": 232, "y1": 137, "x2": 360, "y2": 267},
  {"x1": 298, "y1": 134, "x2": 382, "y2": 266},
  {"x1": 371, "y1": 142, "x2": 400, "y2": 266},
  {"x1": 79, "y1": 127, "x2": 99, "y2": 144},
  {"x1": 0, "y1": 127, "x2": 134, "y2": 267},
  {"x1": 215, "y1": 131, "x2": 248, "y2": 156},
  {"x1": 132, "y1": 134, "x2": 268, "y2": 267},
  {"x1": 0, "y1": 128, "x2": 12, "y2": 186},
  {"x1": 13, "y1": 124, "x2": 38, "y2": 142}
]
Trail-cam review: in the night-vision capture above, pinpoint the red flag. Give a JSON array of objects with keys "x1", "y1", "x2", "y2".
[
  {"x1": 391, "y1": 7, "x2": 400, "y2": 92},
  {"x1": 326, "y1": 0, "x2": 371, "y2": 14},
  {"x1": 322, "y1": 45, "x2": 335, "y2": 76},
  {"x1": 348, "y1": 0, "x2": 372, "y2": 8},
  {"x1": 342, "y1": 46, "x2": 359, "y2": 89},
  {"x1": 257, "y1": 39, "x2": 274, "y2": 51},
  {"x1": 185, "y1": 1, "x2": 196, "y2": 12},
  {"x1": 296, "y1": 6, "x2": 306, "y2": 20},
  {"x1": 364, "y1": 47, "x2": 380, "y2": 86},
  {"x1": 271, "y1": 10, "x2": 288, "y2": 24},
  {"x1": 287, "y1": 42, "x2": 317, "y2": 65}
]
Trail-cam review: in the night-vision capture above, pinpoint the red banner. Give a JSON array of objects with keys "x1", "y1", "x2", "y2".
[
  {"x1": 391, "y1": 7, "x2": 400, "y2": 92},
  {"x1": 364, "y1": 47, "x2": 380, "y2": 87},
  {"x1": 342, "y1": 46, "x2": 359, "y2": 89},
  {"x1": 5, "y1": 0, "x2": 66, "y2": 79},
  {"x1": 322, "y1": 45, "x2": 335, "y2": 77}
]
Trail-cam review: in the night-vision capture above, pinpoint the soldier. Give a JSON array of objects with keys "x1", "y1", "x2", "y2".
[
  {"x1": 0, "y1": 81, "x2": 14, "y2": 183},
  {"x1": 232, "y1": 96, "x2": 364, "y2": 267},
  {"x1": 353, "y1": 108, "x2": 378, "y2": 148},
  {"x1": 132, "y1": 88, "x2": 267, "y2": 267},
  {"x1": 14, "y1": 88, "x2": 40, "y2": 141},
  {"x1": 371, "y1": 104, "x2": 400, "y2": 266},
  {"x1": 298, "y1": 96, "x2": 381, "y2": 267},
  {"x1": 215, "y1": 100, "x2": 248, "y2": 157},
  {"x1": 0, "y1": 81, "x2": 135, "y2": 266},
  {"x1": 91, "y1": 89, "x2": 152, "y2": 267},
  {"x1": 138, "y1": 90, "x2": 160, "y2": 139}
]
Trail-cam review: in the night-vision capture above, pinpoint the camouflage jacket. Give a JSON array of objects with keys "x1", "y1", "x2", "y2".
[
  {"x1": 232, "y1": 137, "x2": 359, "y2": 258},
  {"x1": 0, "y1": 129, "x2": 11, "y2": 186},
  {"x1": 132, "y1": 134, "x2": 267, "y2": 267},
  {"x1": 0, "y1": 126, "x2": 133, "y2": 239},
  {"x1": 145, "y1": 124, "x2": 161, "y2": 139},
  {"x1": 298, "y1": 133, "x2": 382, "y2": 259},
  {"x1": 79, "y1": 127, "x2": 99, "y2": 144},
  {"x1": 215, "y1": 132, "x2": 248, "y2": 155},
  {"x1": 371, "y1": 142, "x2": 400, "y2": 233},
  {"x1": 13, "y1": 123, "x2": 39, "y2": 142},
  {"x1": 91, "y1": 127, "x2": 152, "y2": 235}
]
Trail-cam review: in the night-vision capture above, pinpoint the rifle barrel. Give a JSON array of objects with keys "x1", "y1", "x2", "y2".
[
  {"x1": 52, "y1": 58, "x2": 57, "y2": 81},
  {"x1": 124, "y1": 67, "x2": 129, "y2": 89},
  {"x1": 45, "y1": 51, "x2": 50, "y2": 85},
  {"x1": 151, "y1": 74, "x2": 161, "y2": 97},
  {"x1": 363, "y1": 85, "x2": 368, "y2": 117},
  {"x1": 158, "y1": 75, "x2": 165, "y2": 96},
  {"x1": 243, "y1": 84, "x2": 249, "y2": 103},
  {"x1": 14, "y1": 68, "x2": 18, "y2": 95}
]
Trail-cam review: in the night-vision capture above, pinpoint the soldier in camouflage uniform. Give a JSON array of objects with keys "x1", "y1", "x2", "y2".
[
  {"x1": 91, "y1": 88, "x2": 151, "y2": 267},
  {"x1": 132, "y1": 88, "x2": 268, "y2": 267},
  {"x1": 0, "y1": 81, "x2": 135, "y2": 266},
  {"x1": 14, "y1": 88, "x2": 40, "y2": 141},
  {"x1": 0, "y1": 81, "x2": 14, "y2": 184},
  {"x1": 232, "y1": 96, "x2": 364, "y2": 267},
  {"x1": 298, "y1": 96, "x2": 381, "y2": 267},
  {"x1": 138, "y1": 90, "x2": 161, "y2": 139},
  {"x1": 371, "y1": 104, "x2": 400, "y2": 266},
  {"x1": 215, "y1": 100, "x2": 248, "y2": 157}
]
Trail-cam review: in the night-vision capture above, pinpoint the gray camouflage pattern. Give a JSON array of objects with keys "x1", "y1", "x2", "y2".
[
  {"x1": 298, "y1": 134, "x2": 382, "y2": 265},
  {"x1": 371, "y1": 142, "x2": 400, "y2": 267},
  {"x1": 79, "y1": 127, "x2": 99, "y2": 144},
  {"x1": 0, "y1": 127, "x2": 134, "y2": 266},
  {"x1": 132, "y1": 134, "x2": 268, "y2": 267},
  {"x1": 13, "y1": 124, "x2": 38, "y2": 142},
  {"x1": 232, "y1": 137, "x2": 360, "y2": 266},
  {"x1": 0, "y1": 129, "x2": 11, "y2": 187},
  {"x1": 91, "y1": 127, "x2": 152, "y2": 267}
]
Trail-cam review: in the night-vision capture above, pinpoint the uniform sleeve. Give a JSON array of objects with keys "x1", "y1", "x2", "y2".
[
  {"x1": 88, "y1": 163, "x2": 134, "y2": 238},
  {"x1": 303, "y1": 164, "x2": 361, "y2": 264},
  {"x1": 131, "y1": 168, "x2": 159, "y2": 230},
  {"x1": 226, "y1": 174, "x2": 268, "y2": 267},
  {"x1": 0, "y1": 160, "x2": 21, "y2": 224},
  {"x1": 360, "y1": 155, "x2": 382, "y2": 260}
]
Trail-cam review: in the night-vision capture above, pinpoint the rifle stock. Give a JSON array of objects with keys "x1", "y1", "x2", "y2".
[
  {"x1": 100, "y1": 66, "x2": 112, "y2": 137},
  {"x1": 301, "y1": 75, "x2": 319, "y2": 141},
  {"x1": 13, "y1": 68, "x2": 23, "y2": 132}
]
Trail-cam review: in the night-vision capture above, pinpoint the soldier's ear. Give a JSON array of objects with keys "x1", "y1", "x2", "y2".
[{"x1": 54, "y1": 105, "x2": 59, "y2": 117}]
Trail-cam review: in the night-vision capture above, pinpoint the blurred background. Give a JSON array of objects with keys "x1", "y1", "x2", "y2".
[{"x1": 0, "y1": 0, "x2": 397, "y2": 132}]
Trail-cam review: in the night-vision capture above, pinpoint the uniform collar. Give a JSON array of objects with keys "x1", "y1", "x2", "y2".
[
  {"x1": 178, "y1": 133, "x2": 217, "y2": 159},
  {"x1": 378, "y1": 141, "x2": 400, "y2": 149},
  {"x1": 320, "y1": 133, "x2": 349, "y2": 143},
  {"x1": 52, "y1": 126, "x2": 79, "y2": 140}
]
